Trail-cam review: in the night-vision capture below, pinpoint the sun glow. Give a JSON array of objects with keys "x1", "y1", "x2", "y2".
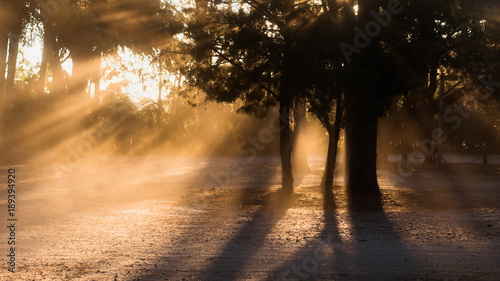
[{"x1": 17, "y1": 32, "x2": 177, "y2": 104}]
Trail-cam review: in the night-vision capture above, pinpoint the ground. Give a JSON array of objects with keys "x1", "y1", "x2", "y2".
[{"x1": 0, "y1": 156, "x2": 499, "y2": 280}]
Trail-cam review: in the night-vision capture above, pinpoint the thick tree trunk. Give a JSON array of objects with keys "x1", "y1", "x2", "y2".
[
  {"x1": 0, "y1": 32, "x2": 7, "y2": 98},
  {"x1": 5, "y1": 33, "x2": 20, "y2": 96},
  {"x1": 277, "y1": 0, "x2": 296, "y2": 194},
  {"x1": 344, "y1": 96, "x2": 382, "y2": 211},
  {"x1": 279, "y1": 101, "x2": 294, "y2": 194},
  {"x1": 345, "y1": 111, "x2": 379, "y2": 192},
  {"x1": 292, "y1": 99, "x2": 310, "y2": 172}
]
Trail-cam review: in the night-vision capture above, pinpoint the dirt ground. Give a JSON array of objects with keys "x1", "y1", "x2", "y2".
[{"x1": 0, "y1": 156, "x2": 499, "y2": 280}]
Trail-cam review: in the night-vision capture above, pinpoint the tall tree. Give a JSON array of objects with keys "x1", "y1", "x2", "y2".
[
  {"x1": 181, "y1": 0, "x2": 322, "y2": 193},
  {"x1": 0, "y1": 21, "x2": 8, "y2": 98},
  {"x1": 293, "y1": 2, "x2": 347, "y2": 209},
  {"x1": 331, "y1": 0, "x2": 494, "y2": 209},
  {"x1": 376, "y1": 0, "x2": 499, "y2": 169},
  {"x1": 2, "y1": 0, "x2": 29, "y2": 97},
  {"x1": 339, "y1": 0, "x2": 405, "y2": 208},
  {"x1": 34, "y1": 0, "x2": 181, "y2": 96}
]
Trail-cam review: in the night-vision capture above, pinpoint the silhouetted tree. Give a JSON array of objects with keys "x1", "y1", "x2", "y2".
[
  {"x1": 181, "y1": 0, "x2": 323, "y2": 193},
  {"x1": 0, "y1": 0, "x2": 29, "y2": 98},
  {"x1": 332, "y1": 0, "x2": 497, "y2": 210}
]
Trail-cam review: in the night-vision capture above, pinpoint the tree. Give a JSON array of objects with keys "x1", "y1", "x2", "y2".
[
  {"x1": 375, "y1": 0, "x2": 500, "y2": 170},
  {"x1": 33, "y1": 0, "x2": 181, "y2": 96},
  {"x1": 307, "y1": 81, "x2": 344, "y2": 210},
  {"x1": 329, "y1": 0, "x2": 496, "y2": 210},
  {"x1": 1, "y1": 0, "x2": 29, "y2": 98},
  {"x1": 0, "y1": 23, "x2": 7, "y2": 99},
  {"x1": 181, "y1": 0, "x2": 322, "y2": 193},
  {"x1": 335, "y1": 0, "x2": 405, "y2": 210},
  {"x1": 292, "y1": 3, "x2": 347, "y2": 209}
]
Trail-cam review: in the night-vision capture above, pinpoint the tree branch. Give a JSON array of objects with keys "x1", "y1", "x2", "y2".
[{"x1": 212, "y1": 48, "x2": 280, "y2": 100}]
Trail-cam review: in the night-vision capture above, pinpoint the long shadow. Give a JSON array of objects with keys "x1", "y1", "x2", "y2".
[
  {"x1": 265, "y1": 186, "x2": 415, "y2": 280},
  {"x1": 348, "y1": 192, "x2": 412, "y2": 275},
  {"x1": 345, "y1": 209, "x2": 415, "y2": 280},
  {"x1": 263, "y1": 208, "x2": 350, "y2": 280},
  {"x1": 265, "y1": 165, "x2": 500, "y2": 280},
  {"x1": 130, "y1": 156, "x2": 283, "y2": 280},
  {"x1": 195, "y1": 190, "x2": 294, "y2": 280},
  {"x1": 393, "y1": 164, "x2": 500, "y2": 237},
  {"x1": 393, "y1": 165, "x2": 500, "y2": 278}
]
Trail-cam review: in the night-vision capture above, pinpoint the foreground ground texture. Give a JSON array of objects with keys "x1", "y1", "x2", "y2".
[{"x1": 1, "y1": 156, "x2": 499, "y2": 280}]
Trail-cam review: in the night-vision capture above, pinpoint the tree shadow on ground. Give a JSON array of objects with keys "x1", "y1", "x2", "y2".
[
  {"x1": 195, "y1": 190, "x2": 295, "y2": 280},
  {"x1": 132, "y1": 157, "x2": 293, "y2": 280},
  {"x1": 343, "y1": 189, "x2": 414, "y2": 279},
  {"x1": 266, "y1": 188, "x2": 414, "y2": 280},
  {"x1": 264, "y1": 210, "x2": 348, "y2": 280},
  {"x1": 342, "y1": 210, "x2": 415, "y2": 280},
  {"x1": 386, "y1": 164, "x2": 500, "y2": 238},
  {"x1": 385, "y1": 165, "x2": 500, "y2": 276}
]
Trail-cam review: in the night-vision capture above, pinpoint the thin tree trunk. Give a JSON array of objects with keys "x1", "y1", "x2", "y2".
[
  {"x1": 321, "y1": 99, "x2": 343, "y2": 210},
  {"x1": 0, "y1": 31, "x2": 6, "y2": 151},
  {"x1": 45, "y1": 27, "x2": 64, "y2": 95},
  {"x1": 158, "y1": 57, "x2": 162, "y2": 107},
  {"x1": 0, "y1": 32, "x2": 8, "y2": 98},
  {"x1": 5, "y1": 32, "x2": 20, "y2": 96},
  {"x1": 321, "y1": 125, "x2": 339, "y2": 210},
  {"x1": 37, "y1": 33, "x2": 49, "y2": 94}
]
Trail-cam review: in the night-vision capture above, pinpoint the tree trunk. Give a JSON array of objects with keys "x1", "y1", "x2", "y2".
[
  {"x1": 321, "y1": 99, "x2": 343, "y2": 209},
  {"x1": 344, "y1": 95, "x2": 382, "y2": 211},
  {"x1": 0, "y1": 32, "x2": 7, "y2": 98},
  {"x1": 45, "y1": 26, "x2": 65, "y2": 95},
  {"x1": 279, "y1": 100, "x2": 294, "y2": 194},
  {"x1": 5, "y1": 33, "x2": 20, "y2": 96},
  {"x1": 292, "y1": 99, "x2": 310, "y2": 172},
  {"x1": 321, "y1": 126, "x2": 339, "y2": 210}
]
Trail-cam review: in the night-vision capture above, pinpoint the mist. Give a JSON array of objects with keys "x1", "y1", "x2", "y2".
[{"x1": 1, "y1": 0, "x2": 500, "y2": 280}]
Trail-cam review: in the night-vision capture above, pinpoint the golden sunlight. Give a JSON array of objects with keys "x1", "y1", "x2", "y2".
[{"x1": 1, "y1": 0, "x2": 499, "y2": 280}]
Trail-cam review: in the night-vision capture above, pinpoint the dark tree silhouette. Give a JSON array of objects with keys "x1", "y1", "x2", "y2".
[
  {"x1": 334, "y1": 0, "x2": 496, "y2": 209},
  {"x1": 180, "y1": 0, "x2": 323, "y2": 193},
  {"x1": 0, "y1": 0, "x2": 29, "y2": 98}
]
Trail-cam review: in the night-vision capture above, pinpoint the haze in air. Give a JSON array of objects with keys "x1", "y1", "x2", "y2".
[{"x1": 1, "y1": 0, "x2": 500, "y2": 280}]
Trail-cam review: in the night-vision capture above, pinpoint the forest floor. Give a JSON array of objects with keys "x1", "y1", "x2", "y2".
[{"x1": 0, "y1": 155, "x2": 499, "y2": 280}]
